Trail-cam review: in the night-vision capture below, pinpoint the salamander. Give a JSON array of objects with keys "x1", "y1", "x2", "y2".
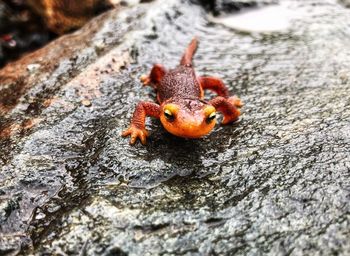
[{"x1": 122, "y1": 38, "x2": 243, "y2": 145}]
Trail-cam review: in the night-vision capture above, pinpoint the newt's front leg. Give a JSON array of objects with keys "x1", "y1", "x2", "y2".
[
  {"x1": 210, "y1": 96, "x2": 241, "y2": 124},
  {"x1": 140, "y1": 64, "x2": 167, "y2": 88},
  {"x1": 122, "y1": 102, "x2": 160, "y2": 145},
  {"x1": 199, "y1": 76, "x2": 243, "y2": 107},
  {"x1": 199, "y1": 76, "x2": 229, "y2": 97}
]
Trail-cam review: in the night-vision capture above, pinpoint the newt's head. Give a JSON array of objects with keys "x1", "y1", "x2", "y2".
[{"x1": 160, "y1": 98, "x2": 216, "y2": 138}]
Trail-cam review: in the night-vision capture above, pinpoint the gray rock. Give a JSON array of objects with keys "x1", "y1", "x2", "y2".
[
  {"x1": 339, "y1": 0, "x2": 350, "y2": 7},
  {"x1": 1, "y1": 0, "x2": 350, "y2": 255},
  {"x1": 26, "y1": 64, "x2": 41, "y2": 74}
]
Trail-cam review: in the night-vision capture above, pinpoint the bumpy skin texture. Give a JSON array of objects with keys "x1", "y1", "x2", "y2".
[
  {"x1": 122, "y1": 38, "x2": 242, "y2": 145},
  {"x1": 158, "y1": 66, "x2": 202, "y2": 102}
]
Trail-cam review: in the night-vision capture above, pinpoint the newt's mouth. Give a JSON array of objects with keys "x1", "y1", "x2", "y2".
[
  {"x1": 159, "y1": 104, "x2": 217, "y2": 138},
  {"x1": 161, "y1": 118, "x2": 216, "y2": 138}
]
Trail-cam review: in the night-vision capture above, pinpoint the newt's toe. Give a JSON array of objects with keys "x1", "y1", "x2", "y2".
[
  {"x1": 122, "y1": 126, "x2": 149, "y2": 145},
  {"x1": 222, "y1": 108, "x2": 241, "y2": 125},
  {"x1": 140, "y1": 75, "x2": 151, "y2": 86},
  {"x1": 228, "y1": 96, "x2": 243, "y2": 108}
]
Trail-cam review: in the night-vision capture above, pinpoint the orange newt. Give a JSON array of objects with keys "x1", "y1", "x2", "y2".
[{"x1": 122, "y1": 38, "x2": 243, "y2": 145}]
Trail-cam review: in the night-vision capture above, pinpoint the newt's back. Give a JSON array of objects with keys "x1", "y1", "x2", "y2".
[
  {"x1": 157, "y1": 38, "x2": 201, "y2": 103},
  {"x1": 157, "y1": 66, "x2": 201, "y2": 102}
]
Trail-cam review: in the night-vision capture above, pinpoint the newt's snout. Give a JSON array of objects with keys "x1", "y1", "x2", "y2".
[{"x1": 159, "y1": 101, "x2": 216, "y2": 138}]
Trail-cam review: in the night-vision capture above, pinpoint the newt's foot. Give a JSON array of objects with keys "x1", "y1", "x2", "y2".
[
  {"x1": 122, "y1": 126, "x2": 149, "y2": 145},
  {"x1": 222, "y1": 108, "x2": 241, "y2": 125},
  {"x1": 228, "y1": 96, "x2": 243, "y2": 108},
  {"x1": 140, "y1": 74, "x2": 151, "y2": 86}
]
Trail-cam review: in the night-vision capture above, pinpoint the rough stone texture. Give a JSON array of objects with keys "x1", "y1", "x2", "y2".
[{"x1": 1, "y1": 0, "x2": 350, "y2": 255}]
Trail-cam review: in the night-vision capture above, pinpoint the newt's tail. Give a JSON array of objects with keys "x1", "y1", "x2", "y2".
[{"x1": 180, "y1": 37, "x2": 198, "y2": 66}]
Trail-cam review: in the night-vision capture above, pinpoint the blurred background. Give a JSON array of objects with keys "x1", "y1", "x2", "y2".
[
  {"x1": 1, "y1": 0, "x2": 350, "y2": 255},
  {"x1": 0, "y1": 0, "x2": 284, "y2": 68},
  {"x1": 0, "y1": 0, "x2": 116, "y2": 67}
]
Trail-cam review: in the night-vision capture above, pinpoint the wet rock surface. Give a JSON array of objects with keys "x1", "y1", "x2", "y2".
[
  {"x1": 192, "y1": 0, "x2": 277, "y2": 16},
  {"x1": 1, "y1": 0, "x2": 350, "y2": 255}
]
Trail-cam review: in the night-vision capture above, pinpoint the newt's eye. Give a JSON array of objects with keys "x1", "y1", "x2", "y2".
[
  {"x1": 164, "y1": 109, "x2": 174, "y2": 121},
  {"x1": 206, "y1": 112, "x2": 216, "y2": 123}
]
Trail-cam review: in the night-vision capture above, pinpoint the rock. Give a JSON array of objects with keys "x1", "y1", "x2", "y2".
[
  {"x1": 1, "y1": 0, "x2": 350, "y2": 255},
  {"x1": 191, "y1": 0, "x2": 277, "y2": 15},
  {"x1": 0, "y1": 198, "x2": 19, "y2": 223},
  {"x1": 26, "y1": 64, "x2": 41, "y2": 74},
  {"x1": 209, "y1": 3, "x2": 297, "y2": 33},
  {"x1": 339, "y1": 0, "x2": 350, "y2": 7},
  {"x1": 81, "y1": 99, "x2": 92, "y2": 107}
]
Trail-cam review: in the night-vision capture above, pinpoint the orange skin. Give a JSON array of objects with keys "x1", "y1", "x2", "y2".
[{"x1": 122, "y1": 38, "x2": 242, "y2": 145}]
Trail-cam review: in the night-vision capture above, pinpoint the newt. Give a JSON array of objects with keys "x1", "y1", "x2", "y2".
[{"x1": 122, "y1": 38, "x2": 243, "y2": 145}]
